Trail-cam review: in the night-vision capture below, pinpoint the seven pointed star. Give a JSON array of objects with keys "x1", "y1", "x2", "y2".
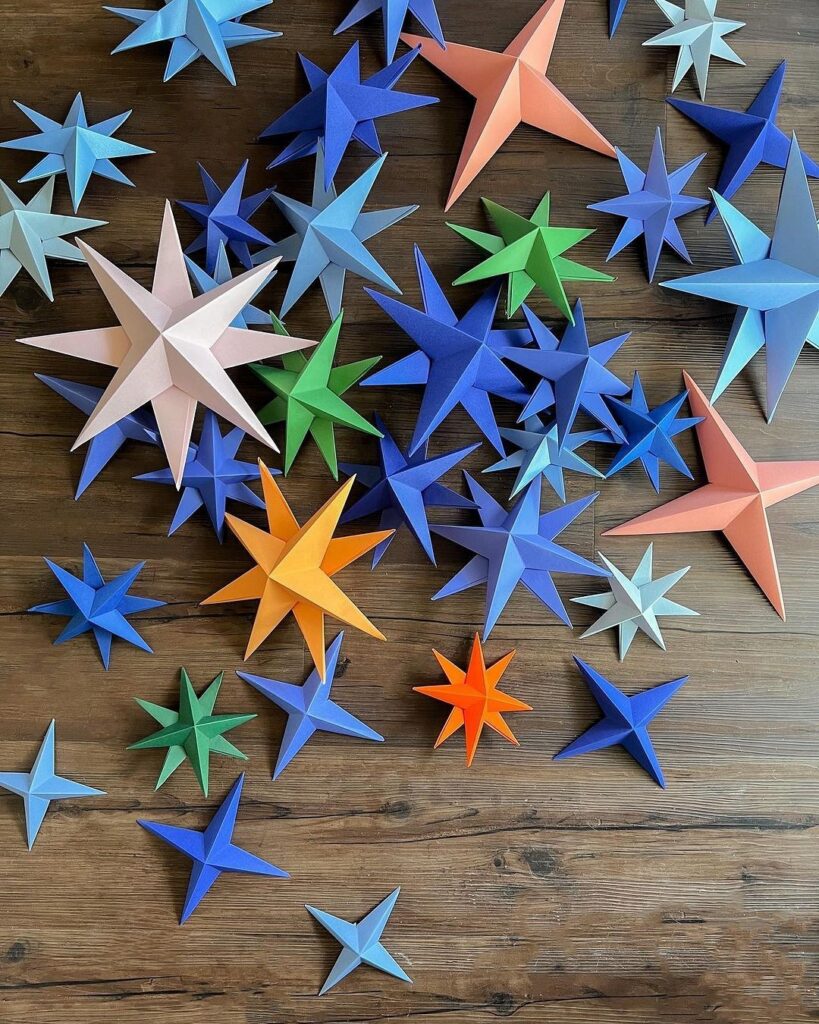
[
  {"x1": 605, "y1": 373, "x2": 819, "y2": 620},
  {"x1": 335, "y1": 0, "x2": 445, "y2": 63},
  {"x1": 19, "y1": 202, "x2": 314, "y2": 487},
  {"x1": 402, "y1": 0, "x2": 615, "y2": 209}
]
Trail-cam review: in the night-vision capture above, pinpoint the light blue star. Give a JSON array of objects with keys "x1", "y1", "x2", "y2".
[{"x1": 185, "y1": 241, "x2": 271, "y2": 326}]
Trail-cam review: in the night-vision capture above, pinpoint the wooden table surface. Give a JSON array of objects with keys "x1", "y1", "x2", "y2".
[{"x1": 1, "y1": 1, "x2": 818, "y2": 1021}]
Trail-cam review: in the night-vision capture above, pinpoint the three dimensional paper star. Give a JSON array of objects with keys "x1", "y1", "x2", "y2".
[
  {"x1": 138, "y1": 774, "x2": 288, "y2": 924},
  {"x1": 306, "y1": 887, "x2": 411, "y2": 995},
  {"x1": 0, "y1": 721, "x2": 105, "y2": 850},
  {"x1": 609, "y1": 0, "x2": 632, "y2": 35},
  {"x1": 402, "y1": 0, "x2": 615, "y2": 209},
  {"x1": 237, "y1": 632, "x2": 383, "y2": 779},
  {"x1": 130, "y1": 668, "x2": 256, "y2": 794},
  {"x1": 605, "y1": 373, "x2": 819, "y2": 619},
  {"x1": 335, "y1": 0, "x2": 445, "y2": 63},
  {"x1": 554, "y1": 657, "x2": 687, "y2": 786},
  {"x1": 185, "y1": 241, "x2": 271, "y2": 327}
]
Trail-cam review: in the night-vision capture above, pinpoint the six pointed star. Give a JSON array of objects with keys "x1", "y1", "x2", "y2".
[
  {"x1": 185, "y1": 240, "x2": 271, "y2": 327},
  {"x1": 335, "y1": 0, "x2": 445, "y2": 62}
]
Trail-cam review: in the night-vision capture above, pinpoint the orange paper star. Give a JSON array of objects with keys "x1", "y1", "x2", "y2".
[
  {"x1": 201, "y1": 462, "x2": 392, "y2": 675},
  {"x1": 414, "y1": 634, "x2": 531, "y2": 765}
]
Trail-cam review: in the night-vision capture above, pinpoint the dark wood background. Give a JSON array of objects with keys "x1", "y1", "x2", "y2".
[{"x1": 1, "y1": 1, "x2": 818, "y2": 1021}]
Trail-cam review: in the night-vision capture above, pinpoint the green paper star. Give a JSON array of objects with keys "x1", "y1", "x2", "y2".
[
  {"x1": 448, "y1": 193, "x2": 613, "y2": 321},
  {"x1": 129, "y1": 668, "x2": 256, "y2": 795},
  {"x1": 251, "y1": 312, "x2": 382, "y2": 478}
]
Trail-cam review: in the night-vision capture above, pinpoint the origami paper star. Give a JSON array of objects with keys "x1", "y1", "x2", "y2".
[
  {"x1": 185, "y1": 242, "x2": 271, "y2": 327},
  {"x1": 661, "y1": 137, "x2": 819, "y2": 420},
  {"x1": 361, "y1": 246, "x2": 530, "y2": 456},
  {"x1": 0, "y1": 721, "x2": 105, "y2": 850},
  {"x1": 138, "y1": 774, "x2": 288, "y2": 923},
  {"x1": 335, "y1": 0, "x2": 444, "y2": 63},
  {"x1": 449, "y1": 193, "x2": 614, "y2": 319},
  {"x1": 643, "y1": 0, "x2": 744, "y2": 99},
  {"x1": 0, "y1": 177, "x2": 104, "y2": 300},
  {"x1": 588, "y1": 127, "x2": 708, "y2": 282},
  {"x1": 237, "y1": 632, "x2": 383, "y2": 780},
  {"x1": 20, "y1": 202, "x2": 313, "y2": 487},
  {"x1": 306, "y1": 887, "x2": 411, "y2": 995},
  {"x1": 202, "y1": 463, "x2": 392, "y2": 676},
  {"x1": 250, "y1": 313, "x2": 382, "y2": 478},
  {"x1": 106, "y1": 0, "x2": 280, "y2": 85},
  {"x1": 667, "y1": 62, "x2": 819, "y2": 223},
  {"x1": 130, "y1": 668, "x2": 256, "y2": 794},
  {"x1": 29, "y1": 543, "x2": 165, "y2": 669},
  {"x1": 259, "y1": 43, "x2": 437, "y2": 188},
  {"x1": 414, "y1": 633, "x2": 531, "y2": 765},
  {"x1": 605, "y1": 373, "x2": 819, "y2": 619},
  {"x1": 554, "y1": 657, "x2": 687, "y2": 786},
  {"x1": 431, "y1": 475, "x2": 607, "y2": 636},
  {"x1": 35, "y1": 374, "x2": 160, "y2": 498},
  {"x1": 605, "y1": 371, "x2": 702, "y2": 491},
  {"x1": 609, "y1": 0, "x2": 631, "y2": 35},
  {"x1": 339, "y1": 416, "x2": 479, "y2": 566},
  {"x1": 402, "y1": 0, "x2": 615, "y2": 209}
]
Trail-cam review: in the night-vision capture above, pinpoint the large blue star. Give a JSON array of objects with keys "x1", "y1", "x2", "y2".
[
  {"x1": 335, "y1": 0, "x2": 445, "y2": 63},
  {"x1": 185, "y1": 241, "x2": 271, "y2": 327}
]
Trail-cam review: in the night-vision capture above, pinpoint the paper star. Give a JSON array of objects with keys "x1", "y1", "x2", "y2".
[
  {"x1": 0, "y1": 721, "x2": 105, "y2": 850},
  {"x1": 259, "y1": 42, "x2": 437, "y2": 188},
  {"x1": 105, "y1": 0, "x2": 280, "y2": 85},
  {"x1": 431, "y1": 474, "x2": 607, "y2": 636},
  {"x1": 306, "y1": 887, "x2": 410, "y2": 995},
  {"x1": 588, "y1": 127, "x2": 708, "y2": 281},
  {"x1": 609, "y1": 0, "x2": 631, "y2": 35},
  {"x1": 335, "y1": 0, "x2": 445, "y2": 63},
  {"x1": 0, "y1": 177, "x2": 104, "y2": 300},
  {"x1": 643, "y1": 0, "x2": 744, "y2": 100},
  {"x1": 402, "y1": 0, "x2": 615, "y2": 209},
  {"x1": 339, "y1": 415, "x2": 479, "y2": 566},
  {"x1": 605, "y1": 373, "x2": 819, "y2": 619},
  {"x1": 605, "y1": 371, "x2": 702, "y2": 491},
  {"x1": 201, "y1": 463, "x2": 393, "y2": 676},
  {"x1": 554, "y1": 657, "x2": 687, "y2": 786},
  {"x1": 250, "y1": 312, "x2": 382, "y2": 478},
  {"x1": 361, "y1": 246, "x2": 530, "y2": 456},
  {"x1": 185, "y1": 241, "x2": 271, "y2": 327},
  {"x1": 661, "y1": 137, "x2": 819, "y2": 421},
  {"x1": 237, "y1": 632, "x2": 383, "y2": 780},
  {"x1": 413, "y1": 633, "x2": 531, "y2": 765},
  {"x1": 138, "y1": 774, "x2": 288, "y2": 924},
  {"x1": 130, "y1": 668, "x2": 256, "y2": 794},
  {"x1": 449, "y1": 193, "x2": 614, "y2": 319},
  {"x1": 20, "y1": 202, "x2": 313, "y2": 487},
  {"x1": 135, "y1": 409, "x2": 266, "y2": 540},
  {"x1": 35, "y1": 374, "x2": 160, "y2": 498}
]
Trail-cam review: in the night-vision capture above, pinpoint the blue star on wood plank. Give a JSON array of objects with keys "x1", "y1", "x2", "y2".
[
  {"x1": 138, "y1": 773, "x2": 289, "y2": 923},
  {"x1": 554, "y1": 657, "x2": 687, "y2": 787},
  {"x1": 29, "y1": 543, "x2": 165, "y2": 669},
  {"x1": 335, "y1": 0, "x2": 445, "y2": 63},
  {"x1": 185, "y1": 241, "x2": 271, "y2": 327},
  {"x1": 608, "y1": 0, "x2": 631, "y2": 35}
]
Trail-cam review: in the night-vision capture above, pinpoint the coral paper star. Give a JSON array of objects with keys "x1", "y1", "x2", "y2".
[{"x1": 335, "y1": 0, "x2": 445, "y2": 63}]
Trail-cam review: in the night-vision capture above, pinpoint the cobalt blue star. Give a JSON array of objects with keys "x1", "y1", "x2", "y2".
[
  {"x1": 609, "y1": 0, "x2": 631, "y2": 35},
  {"x1": 431, "y1": 474, "x2": 608, "y2": 637},
  {"x1": 554, "y1": 657, "x2": 687, "y2": 787},
  {"x1": 185, "y1": 241, "x2": 271, "y2": 327},
  {"x1": 259, "y1": 42, "x2": 438, "y2": 188},
  {"x1": 138, "y1": 774, "x2": 289, "y2": 923},
  {"x1": 361, "y1": 246, "x2": 530, "y2": 456},
  {"x1": 29, "y1": 544, "x2": 165, "y2": 669},
  {"x1": 335, "y1": 0, "x2": 445, "y2": 63}
]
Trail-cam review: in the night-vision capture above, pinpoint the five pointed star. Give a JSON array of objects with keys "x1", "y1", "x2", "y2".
[
  {"x1": 414, "y1": 633, "x2": 531, "y2": 765},
  {"x1": 306, "y1": 887, "x2": 411, "y2": 995},
  {"x1": 201, "y1": 462, "x2": 393, "y2": 676},
  {"x1": 555, "y1": 657, "x2": 687, "y2": 786},
  {"x1": 573, "y1": 544, "x2": 697, "y2": 659},
  {"x1": 402, "y1": 0, "x2": 615, "y2": 209},
  {"x1": 237, "y1": 631, "x2": 383, "y2": 779},
  {"x1": 335, "y1": 0, "x2": 445, "y2": 63},
  {"x1": 449, "y1": 193, "x2": 614, "y2": 319},
  {"x1": 0, "y1": 177, "x2": 104, "y2": 300},
  {"x1": 130, "y1": 667, "x2": 256, "y2": 794},
  {"x1": 605, "y1": 373, "x2": 819, "y2": 619},
  {"x1": 138, "y1": 773, "x2": 289, "y2": 924},
  {"x1": 185, "y1": 241, "x2": 271, "y2": 327},
  {"x1": 19, "y1": 202, "x2": 314, "y2": 487},
  {"x1": 661, "y1": 137, "x2": 819, "y2": 421},
  {"x1": 0, "y1": 720, "x2": 105, "y2": 850},
  {"x1": 643, "y1": 0, "x2": 744, "y2": 99}
]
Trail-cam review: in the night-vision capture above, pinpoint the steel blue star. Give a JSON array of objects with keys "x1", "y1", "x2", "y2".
[
  {"x1": 335, "y1": 0, "x2": 445, "y2": 63},
  {"x1": 185, "y1": 241, "x2": 271, "y2": 327}
]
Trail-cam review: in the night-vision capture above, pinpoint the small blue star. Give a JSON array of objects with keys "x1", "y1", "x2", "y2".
[
  {"x1": 185, "y1": 241, "x2": 271, "y2": 327},
  {"x1": 335, "y1": 0, "x2": 445, "y2": 63}
]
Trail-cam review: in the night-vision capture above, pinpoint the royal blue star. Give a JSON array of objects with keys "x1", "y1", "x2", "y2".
[
  {"x1": 608, "y1": 0, "x2": 631, "y2": 35},
  {"x1": 185, "y1": 241, "x2": 271, "y2": 327},
  {"x1": 335, "y1": 0, "x2": 445, "y2": 63}
]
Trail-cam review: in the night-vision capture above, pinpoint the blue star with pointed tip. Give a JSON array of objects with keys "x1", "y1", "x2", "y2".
[
  {"x1": 335, "y1": 0, "x2": 445, "y2": 63},
  {"x1": 554, "y1": 657, "x2": 687, "y2": 787},
  {"x1": 138, "y1": 773, "x2": 288, "y2": 924},
  {"x1": 431, "y1": 474, "x2": 608, "y2": 637},
  {"x1": 185, "y1": 241, "x2": 271, "y2": 327},
  {"x1": 259, "y1": 42, "x2": 437, "y2": 188},
  {"x1": 609, "y1": 0, "x2": 631, "y2": 35},
  {"x1": 29, "y1": 543, "x2": 165, "y2": 669},
  {"x1": 306, "y1": 887, "x2": 411, "y2": 995}
]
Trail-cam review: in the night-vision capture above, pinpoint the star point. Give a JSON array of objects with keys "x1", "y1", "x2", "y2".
[{"x1": 335, "y1": 0, "x2": 445, "y2": 63}]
